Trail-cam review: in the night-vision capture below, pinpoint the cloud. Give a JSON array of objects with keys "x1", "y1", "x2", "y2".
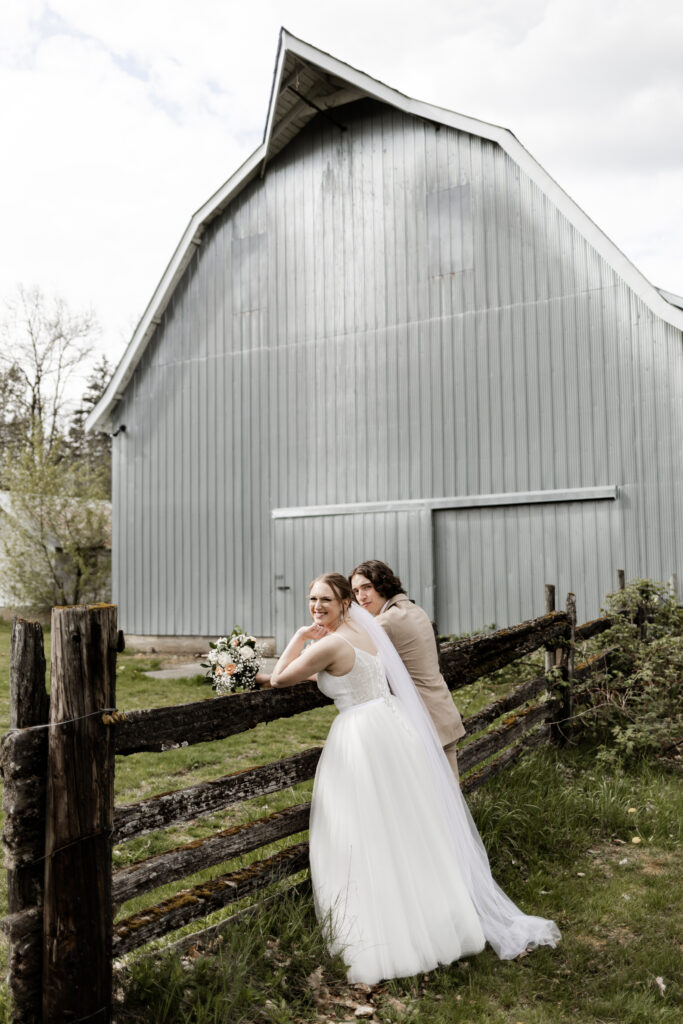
[{"x1": 1, "y1": 0, "x2": 681, "y2": 383}]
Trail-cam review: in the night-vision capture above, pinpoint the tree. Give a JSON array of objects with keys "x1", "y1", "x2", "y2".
[
  {"x1": 66, "y1": 354, "x2": 113, "y2": 492},
  {"x1": 0, "y1": 287, "x2": 111, "y2": 610},
  {"x1": 1, "y1": 430, "x2": 111, "y2": 610},
  {"x1": 0, "y1": 285, "x2": 98, "y2": 461},
  {"x1": 0, "y1": 362, "x2": 26, "y2": 479}
]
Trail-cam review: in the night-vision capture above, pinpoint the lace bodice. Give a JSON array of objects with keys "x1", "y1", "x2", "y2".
[{"x1": 317, "y1": 644, "x2": 391, "y2": 712}]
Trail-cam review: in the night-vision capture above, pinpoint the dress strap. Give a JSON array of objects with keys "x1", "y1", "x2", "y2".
[
  {"x1": 335, "y1": 632, "x2": 378, "y2": 657},
  {"x1": 335, "y1": 633, "x2": 356, "y2": 650}
]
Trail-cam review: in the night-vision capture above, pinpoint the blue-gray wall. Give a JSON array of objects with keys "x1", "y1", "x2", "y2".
[{"x1": 111, "y1": 99, "x2": 683, "y2": 644}]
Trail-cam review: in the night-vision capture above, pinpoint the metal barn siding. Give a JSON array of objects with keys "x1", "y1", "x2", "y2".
[
  {"x1": 111, "y1": 97, "x2": 682, "y2": 639},
  {"x1": 433, "y1": 500, "x2": 621, "y2": 634},
  {"x1": 272, "y1": 510, "x2": 433, "y2": 651}
]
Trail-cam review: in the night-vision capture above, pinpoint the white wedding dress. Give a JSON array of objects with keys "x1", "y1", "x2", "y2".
[
  {"x1": 309, "y1": 614, "x2": 560, "y2": 985},
  {"x1": 310, "y1": 638, "x2": 485, "y2": 983}
]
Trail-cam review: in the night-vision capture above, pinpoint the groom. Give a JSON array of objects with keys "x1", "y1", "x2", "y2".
[{"x1": 349, "y1": 559, "x2": 465, "y2": 780}]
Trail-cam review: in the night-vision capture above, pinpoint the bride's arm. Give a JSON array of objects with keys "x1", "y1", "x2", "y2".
[{"x1": 270, "y1": 626, "x2": 340, "y2": 687}]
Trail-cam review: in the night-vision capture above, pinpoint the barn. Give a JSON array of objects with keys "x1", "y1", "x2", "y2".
[{"x1": 87, "y1": 30, "x2": 683, "y2": 650}]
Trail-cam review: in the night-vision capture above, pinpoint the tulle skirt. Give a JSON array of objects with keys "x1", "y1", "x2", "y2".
[{"x1": 309, "y1": 696, "x2": 486, "y2": 984}]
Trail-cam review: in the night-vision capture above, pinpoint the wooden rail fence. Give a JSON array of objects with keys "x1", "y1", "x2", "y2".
[{"x1": 1, "y1": 584, "x2": 622, "y2": 1023}]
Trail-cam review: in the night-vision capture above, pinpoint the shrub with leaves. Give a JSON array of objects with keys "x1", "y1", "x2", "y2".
[{"x1": 582, "y1": 579, "x2": 683, "y2": 766}]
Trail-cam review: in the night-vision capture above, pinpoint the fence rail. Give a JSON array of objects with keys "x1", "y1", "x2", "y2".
[{"x1": 1, "y1": 581, "x2": 627, "y2": 1023}]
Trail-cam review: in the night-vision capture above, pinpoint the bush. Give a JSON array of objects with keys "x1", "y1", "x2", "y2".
[{"x1": 582, "y1": 579, "x2": 683, "y2": 767}]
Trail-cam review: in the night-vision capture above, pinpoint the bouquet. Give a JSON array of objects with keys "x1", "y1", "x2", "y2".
[{"x1": 203, "y1": 627, "x2": 261, "y2": 694}]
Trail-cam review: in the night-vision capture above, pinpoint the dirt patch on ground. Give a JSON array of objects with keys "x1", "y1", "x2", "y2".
[{"x1": 586, "y1": 842, "x2": 674, "y2": 879}]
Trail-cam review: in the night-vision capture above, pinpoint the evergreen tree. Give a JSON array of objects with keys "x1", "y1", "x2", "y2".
[{"x1": 67, "y1": 354, "x2": 113, "y2": 492}]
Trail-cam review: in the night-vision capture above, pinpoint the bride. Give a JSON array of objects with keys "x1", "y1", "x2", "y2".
[{"x1": 270, "y1": 573, "x2": 560, "y2": 984}]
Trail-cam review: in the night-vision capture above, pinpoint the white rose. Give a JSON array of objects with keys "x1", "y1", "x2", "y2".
[
  {"x1": 230, "y1": 637, "x2": 240, "y2": 648},
  {"x1": 240, "y1": 647, "x2": 255, "y2": 660},
  {"x1": 218, "y1": 651, "x2": 233, "y2": 667}
]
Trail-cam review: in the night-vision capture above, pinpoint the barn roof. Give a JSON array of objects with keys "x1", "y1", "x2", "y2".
[{"x1": 87, "y1": 28, "x2": 683, "y2": 433}]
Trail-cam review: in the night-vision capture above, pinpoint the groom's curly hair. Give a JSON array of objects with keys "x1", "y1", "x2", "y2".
[{"x1": 348, "y1": 560, "x2": 406, "y2": 600}]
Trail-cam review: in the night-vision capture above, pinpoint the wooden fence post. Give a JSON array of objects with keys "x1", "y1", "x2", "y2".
[
  {"x1": 42, "y1": 605, "x2": 117, "y2": 1024},
  {"x1": 563, "y1": 593, "x2": 576, "y2": 740},
  {"x1": 4, "y1": 619, "x2": 50, "y2": 1024},
  {"x1": 544, "y1": 584, "x2": 556, "y2": 675},
  {"x1": 548, "y1": 592, "x2": 575, "y2": 745}
]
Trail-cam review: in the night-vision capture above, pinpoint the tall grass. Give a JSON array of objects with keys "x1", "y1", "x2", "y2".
[
  {"x1": 113, "y1": 744, "x2": 682, "y2": 1024},
  {"x1": 0, "y1": 620, "x2": 680, "y2": 1023}
]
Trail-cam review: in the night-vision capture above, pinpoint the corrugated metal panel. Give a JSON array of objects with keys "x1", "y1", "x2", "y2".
[
  {"x1": 112, "y1": 98, "x2": 682, "y2": 641},
  {"x1": 434, "y1": 500, "x2": 623, "y2": 634},
  {"x1": 272, "y1": 511, "x2": 433, "y2": 651}
]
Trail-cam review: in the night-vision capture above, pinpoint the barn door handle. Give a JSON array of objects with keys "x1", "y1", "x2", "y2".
[{"x1": 277, "y1": 585, "x2": 291, "y2": 591}]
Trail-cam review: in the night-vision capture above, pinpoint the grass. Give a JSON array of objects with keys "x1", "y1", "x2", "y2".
[
  {"x1": 115, "y1": 748, "x2": 681, "y2": 1024},
  {"x1": 0, "y1": 619, "x2": 680, "y2": 1023}
]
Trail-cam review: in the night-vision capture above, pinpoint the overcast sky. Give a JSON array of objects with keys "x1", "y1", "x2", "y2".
[{"x1": 2, "y1": 0, "x2": 682, "y2": 387}]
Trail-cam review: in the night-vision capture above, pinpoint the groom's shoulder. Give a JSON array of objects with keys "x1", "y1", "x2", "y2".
[{"x1": 377, "y1": 595, "x2": 428, "y2": 633}]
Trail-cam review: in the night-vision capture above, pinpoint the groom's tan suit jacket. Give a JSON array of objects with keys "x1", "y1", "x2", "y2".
[{"x1": 375, "y1": 594, "x2": 465, "y2": 747}]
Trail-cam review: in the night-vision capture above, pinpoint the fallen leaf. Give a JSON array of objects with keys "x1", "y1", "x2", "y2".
[
  {"x1": 307, "y1": 967, "x2": 324, "y2": 992},
  {"x1": 618, "y1": 858, "x2": 628, "y2": 866},
  {"x1": 627, "y1": 807, "x2": 637, "y2": 813},
  {"x1": 355, "y1": 1005, "x2": 375, "y2": 1019},
  {"x1": 577, "y1": 872, "x2": 585, "y2": 877},
  {"x1": 539, "y1": 889, "x2": 551, "y2": 894},
  {"x1": 382, "y1": 994, "x2": 410, "y2": 1016},
  {"x1": 655, "y1": 976, "x2": 666, "y2": 996},
  {"x1": 631, "y1": 836, "x2": 642, "y2": 844}
]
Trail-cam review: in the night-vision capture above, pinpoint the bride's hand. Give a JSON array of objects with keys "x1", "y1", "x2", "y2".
[{"x1": 297, "y1": 623, "x2": 329, "y2": 643}]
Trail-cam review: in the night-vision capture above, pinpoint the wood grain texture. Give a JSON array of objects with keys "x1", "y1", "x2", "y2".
[
  {"x1": 575, "y1": 616, "x2": 613, "y2": 641},
  {"x1": 113, "y1": 803, "x2": 311, "y2": 905},
  {"x1": 461, "y1": 673, "x2": 548, "y2": 737},
  {"x1": 462, "y1": 724, "x2": 550, "y2": 793},
  {"x1": 113, "y1": 842, "x2": 310, "y2": 955},
  {"x1": 113, "y1": 747, "x2": 322, "y2": 842},
  {"x1": 439, "y1": 611, "x2": 569, "y2": 688},
  {"x1": 458, "y1": 700, "x2": 558, "y2": 774},
  {"x1": 4, "y1": 618, "x2": 49, "y2": 1024},
  {"x1": 114, "y1": 680, "x2": 330, "y2": 754},
  {"x1": 43, "y1": 604, "x2": 118, "y2": 1024}
]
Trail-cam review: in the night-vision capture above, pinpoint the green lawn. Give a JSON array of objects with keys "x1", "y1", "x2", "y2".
[{"x1": 0, "y1": 618, "x2": 680, "y2": 1023}]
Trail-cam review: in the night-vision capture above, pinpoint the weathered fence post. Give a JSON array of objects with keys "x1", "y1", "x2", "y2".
[
  {"x1": 544, "y1": 584, "x2": 556, "y2": 675},
  {"x1": 42, "y1": 605, "x2": 117, "y2": 1024},
  {"x1": 669, "y1": 574, "x2": 679, "y2": 604},
  {"x1": 562, "y1": 593, "x2": 576, "y2": 740},
  {"x1": 3, "y1": 619, "x2": 50, "y2": 1023},
  {"x1": 547, "y1": 592, "x2": 575, "y2": 745}
]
